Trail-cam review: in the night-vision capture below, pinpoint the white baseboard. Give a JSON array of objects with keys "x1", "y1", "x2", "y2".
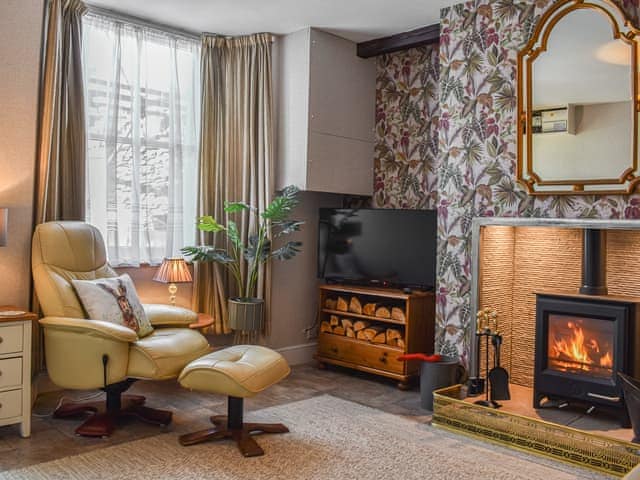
[{"x1": 276, "y1": 342, "x2": 317, "y2": 366}]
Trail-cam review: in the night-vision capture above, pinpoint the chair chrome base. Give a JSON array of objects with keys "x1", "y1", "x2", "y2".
[{"x1": 179, "y1": 396, "x2": 289, "y2": 457}]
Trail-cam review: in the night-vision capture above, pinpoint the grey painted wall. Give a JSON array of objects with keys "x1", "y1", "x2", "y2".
[{"x1": 268, "y1": 191, "x2": 342, "y2": 350}]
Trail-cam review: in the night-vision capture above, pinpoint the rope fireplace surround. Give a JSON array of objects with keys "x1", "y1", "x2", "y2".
[{"x1": 469, "y1": 217, "x2": 640, "y2": 381}]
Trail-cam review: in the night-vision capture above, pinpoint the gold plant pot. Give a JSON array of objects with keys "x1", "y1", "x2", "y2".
[{"x1": 228, "y1": 297, "x2": 264, "y2": 332}]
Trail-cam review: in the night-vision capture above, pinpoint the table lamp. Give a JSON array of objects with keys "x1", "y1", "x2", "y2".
[
  {"x1": 0, "y1": 208, "x2": 7, "y2": 247},
  {"x1": 153, "y1": 257, "x2": 193, "y2": 305}
]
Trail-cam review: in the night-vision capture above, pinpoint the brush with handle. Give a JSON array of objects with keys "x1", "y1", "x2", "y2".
[{"x1": 488, "y1": 312, "x2": 510, "y2": 402}]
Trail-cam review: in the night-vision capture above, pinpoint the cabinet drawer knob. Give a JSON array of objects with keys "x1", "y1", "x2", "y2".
[
  {"x1": 0, "y1": 337, "x2": 4, "y2": 343},
  {"x1": 379, "y1": 356, "x2": 387, "y2": 363}
]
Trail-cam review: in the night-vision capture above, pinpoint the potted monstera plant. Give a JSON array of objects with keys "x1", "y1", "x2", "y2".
[{"x1": 181, "y1": 185, "x2": 303, "y2": 332}]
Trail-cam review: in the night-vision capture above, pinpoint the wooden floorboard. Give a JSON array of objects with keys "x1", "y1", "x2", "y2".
[{"x1": 0, "y1": 364, "x2": 428, "y2": 471}]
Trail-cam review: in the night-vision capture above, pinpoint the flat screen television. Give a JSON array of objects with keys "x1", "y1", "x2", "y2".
[{"x1": 317, "y1": 208, "x2": 437, "y2": 290}]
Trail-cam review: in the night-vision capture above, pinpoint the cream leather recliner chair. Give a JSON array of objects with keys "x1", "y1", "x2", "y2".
[{"x1": 32, "y1": 221, "x2": 211, "y2": 437}]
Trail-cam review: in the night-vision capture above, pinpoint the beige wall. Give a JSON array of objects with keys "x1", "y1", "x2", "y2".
[
  {"x1": 271, "y1": 37, "x2": 347, "y2": 355},
  {"x1": 0, "y1": 0, "x2": 44, "y2": 309},
  {"x1": 268, "y1": 191, "x2": 342, "y2": 350}
]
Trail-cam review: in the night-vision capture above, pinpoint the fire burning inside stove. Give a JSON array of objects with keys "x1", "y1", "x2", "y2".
[{"x1": 547, "y1": 314, "x2": 614, "y2": 379}]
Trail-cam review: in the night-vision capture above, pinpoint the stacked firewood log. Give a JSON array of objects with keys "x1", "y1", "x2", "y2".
[
  {"x1": 321, "y1": 295, "x2": 406, "y2": 348},
  {"x1": 326, "y1": 296, "x2": 406, "y2": 322}
]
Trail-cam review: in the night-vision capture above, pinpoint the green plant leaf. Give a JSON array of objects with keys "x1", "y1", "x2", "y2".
[
  {"x1": 261, "y1": 185, "x2": 300, "y2": 222},
  {"x1": 187, "y1": 185, "x2": 303, "y2": 297},
  {"x1": 259, "y1": 239, "x2": 272, "y2": 262},
  {"x1": 274, "y1": 220, "x2": 305, "y2": 237},
  {"x1": 244, "y1": 235, "x2": 271, "y2": 263},
  {"x1": 280, "y1": 184, "x2": 300, "y2": 199},
  {"x1": 224, "y1": 202, "x2": 250, "y2": 213},
  {"x1": 227, "y1": 220, "x2": 243, "y2": 250},
  {"x1": 180, "y1": 246, "x2": 234, "y2": 264},
  {"x1": 271, "y1": 241, "x2": 302, "y2": 261},
  {"x1": 196, "y1": 216, "x2": 224, "y2": 232},
  {"x1": 244, "y1": 235, "x2": 258, "y2": 263}
]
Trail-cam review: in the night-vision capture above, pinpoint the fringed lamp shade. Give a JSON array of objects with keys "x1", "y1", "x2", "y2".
[
  {"x1": 0, "y1": 208, "x2": 7, "y2": 247},
  {"x1": 153, "y1": 257, "x2": 193, "y2": 284},
  {"x1": 153, "y1": 257, "x2": 192, "y2": 305}
]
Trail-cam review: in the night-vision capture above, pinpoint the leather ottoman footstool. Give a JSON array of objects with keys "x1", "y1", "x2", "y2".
[{"x1": 178, "y1": 345, "x2": 291, "y2": 457}]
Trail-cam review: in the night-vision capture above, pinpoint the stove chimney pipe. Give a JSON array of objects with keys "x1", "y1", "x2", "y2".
[{"x1": 579, "y1": 229, "x2": 607, "y2": 296}]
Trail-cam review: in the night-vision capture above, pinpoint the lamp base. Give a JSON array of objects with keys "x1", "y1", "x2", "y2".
[{"x1": 168, "y1": 283, "x2": 178, "y2": 306}]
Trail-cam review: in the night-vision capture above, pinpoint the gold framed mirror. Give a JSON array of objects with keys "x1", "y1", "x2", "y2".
[{"x1": 517, "y1": 0, "x2": 640, "y2": 195}]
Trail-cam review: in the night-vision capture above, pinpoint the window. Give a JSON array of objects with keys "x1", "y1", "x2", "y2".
[{"x1": 82, "y1": 13, "x2": 200, "y2": 266}]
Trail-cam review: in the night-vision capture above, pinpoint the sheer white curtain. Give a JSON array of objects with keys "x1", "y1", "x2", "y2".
[{"x1": 82, "y1": 13, "x2": 200, "y2": 266}]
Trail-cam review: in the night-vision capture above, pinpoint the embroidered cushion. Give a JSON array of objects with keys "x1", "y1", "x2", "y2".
[{"x1": 72, "y1": 274, "x2": 154, "y2": 337}]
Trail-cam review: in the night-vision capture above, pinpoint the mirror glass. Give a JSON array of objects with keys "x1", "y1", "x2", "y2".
[{"x1": 518, "y1": 2, "x2": 639, "y2": 195}]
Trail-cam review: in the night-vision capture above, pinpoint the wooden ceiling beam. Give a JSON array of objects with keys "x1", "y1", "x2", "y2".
[{"x1": 356, "y1": 24, "x2": 440, "y2": 58}]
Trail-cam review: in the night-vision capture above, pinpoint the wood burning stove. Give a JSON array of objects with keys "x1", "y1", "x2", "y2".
[
  {"x1": 533, "y1": 229, "x2": 640, "y2": 426},
  {"x1": 534, "y1": 293, "x2": 636, "y2": 424}
]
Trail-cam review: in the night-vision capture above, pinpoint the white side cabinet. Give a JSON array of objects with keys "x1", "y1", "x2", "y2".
[
  {"x1": 277, "y1": 28, "x2": 376, "y2": 196},
  {"x1": 0, "y1": 310, "x2": 34, "y2": 438}
]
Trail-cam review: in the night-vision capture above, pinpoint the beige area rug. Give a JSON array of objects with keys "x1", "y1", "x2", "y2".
[{"x1": 0, "y1": 395, "x2": 611, "y2": 480}]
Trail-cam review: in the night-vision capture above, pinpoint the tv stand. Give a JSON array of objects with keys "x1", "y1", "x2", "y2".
[
  {"x1": 324, "y1": 278, "x2": 433, "y2": 292},
  {"x1": 315, "y1": 284, "x2": 435, "y2": 389}
]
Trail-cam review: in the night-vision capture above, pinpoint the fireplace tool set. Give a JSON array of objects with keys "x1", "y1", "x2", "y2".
[{"x1": 470, "y1": 308, "x2": 511, "y2": 409}]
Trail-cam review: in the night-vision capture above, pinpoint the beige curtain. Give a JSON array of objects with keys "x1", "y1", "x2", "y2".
[
  {"x1": 192, "y1": 33, "x2": 274, "y2": 336},
  {"x1": 35, "y1": 0, "x2": 87, "y2": 224},
  {"x1": 32, "y1": 0, "x2": 86, "y2": 372}
]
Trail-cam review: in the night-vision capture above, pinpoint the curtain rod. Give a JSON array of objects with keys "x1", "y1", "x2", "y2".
[
  {"x1": 85, "y1": 4, "x2": 276, "y2": 43},
  {"x1": 84, "y1": 4, "x2": 201, "y2": 41},
  {"x1": 202, "y1": 32, "x2": 276, "y2": 43}
]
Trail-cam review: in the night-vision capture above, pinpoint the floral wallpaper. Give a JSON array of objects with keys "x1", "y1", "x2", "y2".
[
  {"x1": 374, "y1": 0, "x2": 640, "y2": 363},
  {"x1": 374, "y1": 46, "x2": 440, "y2": 209}
]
